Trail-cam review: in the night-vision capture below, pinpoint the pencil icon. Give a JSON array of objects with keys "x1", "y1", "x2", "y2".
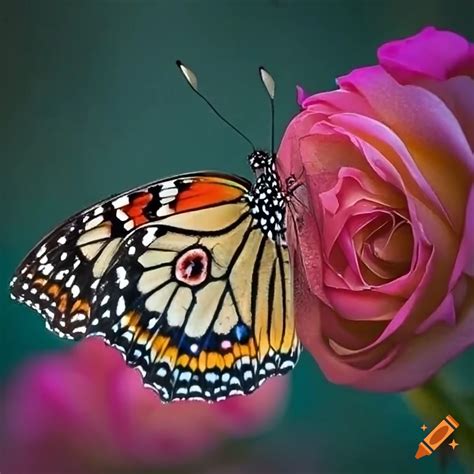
[{"x1": 415, "y1": 415, "x2": 459, "y2": 459}]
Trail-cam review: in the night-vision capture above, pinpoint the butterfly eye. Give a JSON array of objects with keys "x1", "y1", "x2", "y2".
[{"x1": 175, "y1": 247, "x2": 210, "y2": 286}]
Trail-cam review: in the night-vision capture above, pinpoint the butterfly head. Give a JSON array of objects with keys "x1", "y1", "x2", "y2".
[{"x1": 248, "y1": 150, "x2": 275, "y2": 176}]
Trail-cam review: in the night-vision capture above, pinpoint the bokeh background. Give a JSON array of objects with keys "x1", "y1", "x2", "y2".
[{"x1": 1, "y1": 1, "x2": 474, "y2": 473}]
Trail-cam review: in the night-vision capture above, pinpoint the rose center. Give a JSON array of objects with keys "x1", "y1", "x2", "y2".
[{"x1": 357, "y1": 213, "x2": 413, "y2": 285}]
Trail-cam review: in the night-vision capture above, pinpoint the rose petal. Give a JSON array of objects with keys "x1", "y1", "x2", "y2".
[
  {"x1": 378, "y1": 27, "x2": 473, "y2": 82},
  {"x1": 364, "y1": 194, "x2": 457, "y2": 345},
  {"x1": 302, "y1": 88, "x2": 376, "y2": 118},
  {"x1": 416, "y1": 292, "x2": 456, "y2": 334},
  {"x1": 325, "y1": 286, "x2": 403, "y2": 321},
  {"x1": 286, "y1": 191, "x2": 330, "y2": 306},
  {"x1": 327, "y1": 113, "x2": 448, "y2": 221},
  {"x1": 451, "y1": 185, "x2": 474, "y2": 281},
  {"x1": 339, "y1": 66, "x2": 474, "y2": 229},
  {"x1": 418, "y1": 76, "x2": 474, "y2": 152},
  {"x1": 296, "y1": 85, "x2": 308, "y2": 106},
  {"x1": 296, "y1": 256, "x2": 474, "y2": 391}
]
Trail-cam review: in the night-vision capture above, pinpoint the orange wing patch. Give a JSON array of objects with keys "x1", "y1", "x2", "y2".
[
  {"x1": 122, "y1": 192, "x2": 153, "y2": 226},
  {"x1": 175, "y1": 179, "x2": 245, "y2": 212},
  {"x1": 110, "y1": 310, "x2": 263, "y2": 380}
]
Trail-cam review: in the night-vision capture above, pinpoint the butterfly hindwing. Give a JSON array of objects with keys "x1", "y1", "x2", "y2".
[{"x1": 87, "y1": 200, "x2": 300, "y2": 402}]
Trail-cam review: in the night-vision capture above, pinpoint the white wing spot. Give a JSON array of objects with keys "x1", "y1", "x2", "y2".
[
  {"x1": 41, "y1": 264, "x2": 54, "y2": 276},
  {"x1": 116, "y1": 266, "x2": 129, "y2": 289},
  {"x1": 205, "y1": 373, "x2": 218, "y2": 383},
  {"x1": 71, "y1": 313, "x2": 87, "y2": 323},
  {"x1": 116, "y1": 296, "x2": 126, "y2": 316},
  {"x1": 116, "y1": 210, "x2": 129, "y2": 222},
  {"x1": 142, "y1": 228, "x2": 156, "y2": 246},
  {"x1": 280, "y1": 360, "x2": 294, "y2": 370},
  {"x1": 112, "y1": 196, "x2": 130, "y2": 208},
  {"x1": 160, "y1": 180, "x2": 176, "y2": 189},
  {"x1": 55, "y1": 269, "x2": 69, "y2": 280},
  {"x1": 179, "y1": 372, "x2": 192, "y2": 382},
  {"x1": 72, "y1": 326, "x2": 86, "y2": 334},
  {"x1": 244, "y1": 370, "x2": 253, "y2": 381},
  {"x1": 222, "y1": 373, "x2": 230, "y2": 382},
  {"x1": 147, "y1": 316, "x2": 158, "y2": 328},
  {"x1": 157, "y1": 367, "x2": 167, "y2": 377},
  {"x1": 159, "y1": 187, "x2": 178, "y2": 198},
  {"x1": 36, "y1": 245, "x2": 47, "y2": 258},
  {"x1": 100, "y1": 295, "x2": 110, "y2": 306},
  {"x1": 124, "y1": 220, "x2": 134, "y2": 231},
  {"x1": 265, "y1": 362, "x2": 276, "y2": 371},
  {"x1": 159, "y1": 196, "x2": 175, "y2": 205}
]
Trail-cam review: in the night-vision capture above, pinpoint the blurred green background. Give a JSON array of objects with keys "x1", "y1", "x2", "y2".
[{"x1": 1, "y1": 1, "x2": 474, "y2": 473}]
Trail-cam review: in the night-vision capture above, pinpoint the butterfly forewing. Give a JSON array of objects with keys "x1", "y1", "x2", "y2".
[{"x1": 9, "y1": 173, "x2": 248, "y2": 340}]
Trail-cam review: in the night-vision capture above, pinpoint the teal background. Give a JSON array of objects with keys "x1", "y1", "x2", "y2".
[{"x1": 1, "y1": 1, "x2": 474, "y2": 473}]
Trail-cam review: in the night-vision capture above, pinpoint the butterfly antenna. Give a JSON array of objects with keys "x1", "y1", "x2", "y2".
[
  {"x1": 259, "y1": 66, "x2": 275, "y2": 154},
  {"x1": 176, "y1": 60, "x2": 256, "y2": 151}
]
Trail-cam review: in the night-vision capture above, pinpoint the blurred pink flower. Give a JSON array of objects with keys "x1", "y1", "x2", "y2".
[
  {"x1": 1, "y1": 339, "x2": 288, "y2": 474},
  {"x1": 278, "y1": 27, "x2": 474, "y2": 392}
]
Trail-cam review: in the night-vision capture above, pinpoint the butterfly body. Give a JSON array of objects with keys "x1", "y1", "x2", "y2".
[
  {"x1": 10, "y1": 150, "x2": 300, "y2": 402},
  {"x1": 246, "y1": 151, "x2": 287, "y2": 243}
]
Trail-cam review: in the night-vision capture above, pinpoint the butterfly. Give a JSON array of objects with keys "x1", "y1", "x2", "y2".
[{"x1": 9, "y1": 62, "x2": 302, "y2": 402}]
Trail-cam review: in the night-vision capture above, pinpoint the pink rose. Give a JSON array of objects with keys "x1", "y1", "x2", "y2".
[
  {"x1": 0, "y1": 339, "x2": 288, "y2": 474},
  {"x1": 279, "y1": 27, "x2": 474, "y2": 391}
]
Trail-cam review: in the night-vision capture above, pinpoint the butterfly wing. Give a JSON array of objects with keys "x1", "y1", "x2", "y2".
[
  {"x1": 9, "y1": 173, "x2": 247, "y2": 340},
  {"x1": 87, "y1": 198, "x2": 299, "y2": 402},
  {"x1": 10, "y1": 172, "x2": 300, "y2": 402}
]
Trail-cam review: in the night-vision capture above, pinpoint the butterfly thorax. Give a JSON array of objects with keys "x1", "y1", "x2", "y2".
[{"x1": 245, "y1": 150, "x2": 286, "y2": 243}]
